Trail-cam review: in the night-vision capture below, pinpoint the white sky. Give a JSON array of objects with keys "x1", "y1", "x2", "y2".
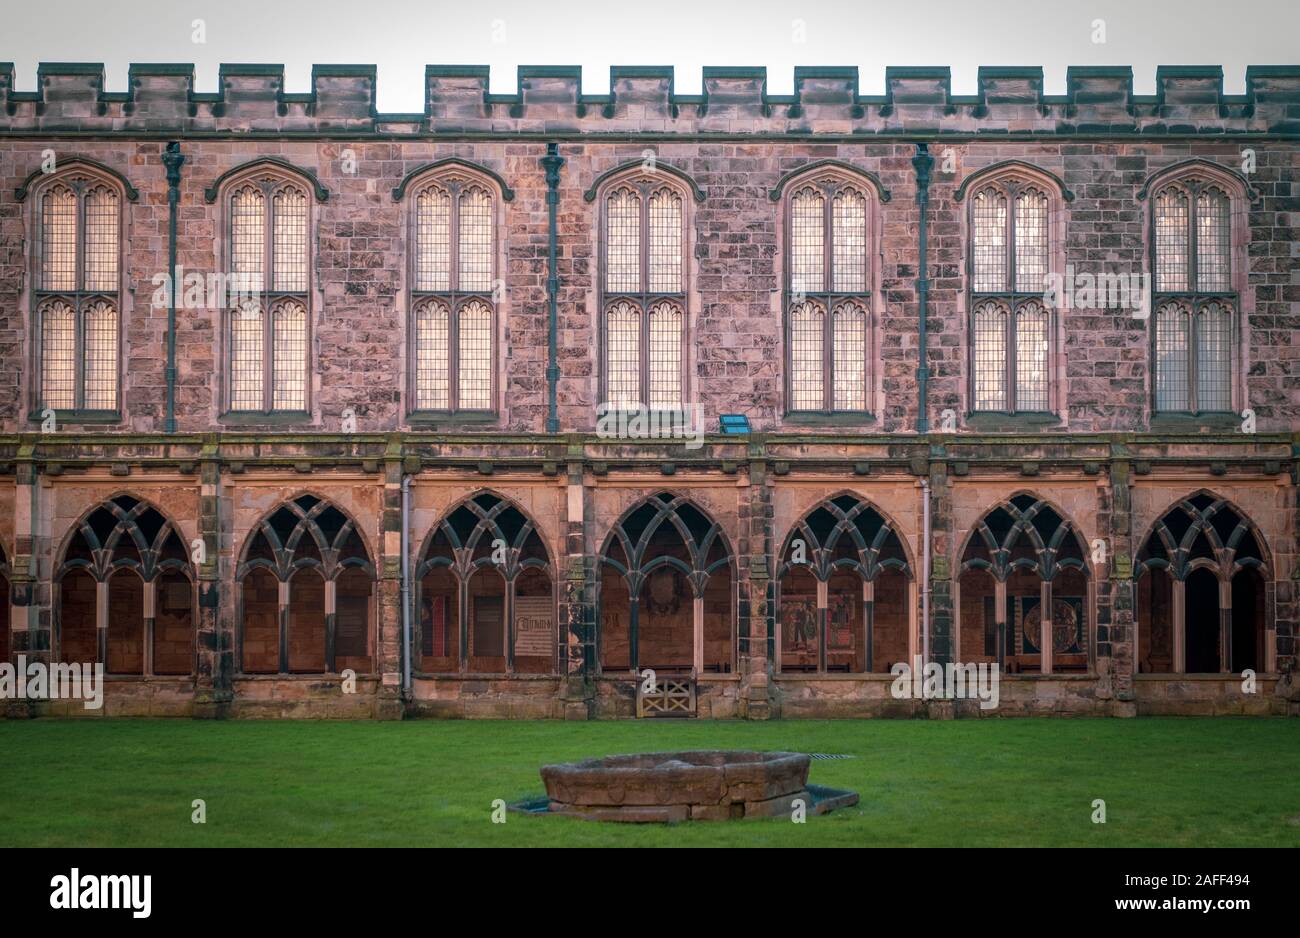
[{"x1": 3, "y1": 0, "x2": 1297, "y2": 112}]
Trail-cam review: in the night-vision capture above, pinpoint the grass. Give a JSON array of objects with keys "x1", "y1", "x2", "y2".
[{"x1": 1, "y1": 717, "x2": 1298, "y2": 847}]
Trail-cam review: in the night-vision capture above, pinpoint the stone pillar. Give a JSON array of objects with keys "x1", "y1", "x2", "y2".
[
  {"x1": 995, "y1": 578, "x2": 1008, "y2": 672},
  {"x1": 926, "y1": 456, "x2": 955, "y2": 666},
  {"x1": 1106, "y1": 455, "x2": 1137, "y2": 711},
  {"x1": 739, "y1": 439, "x2": 774, "y2": 720},
  {"x1": 1040, "y1": 577, "x2": 1054, "y2": 674},
  {"x1": 374, "y1": 445, "x2": 408, "y2": 719},
  {"x1": 558, "y1": 444, "x2": 593, "y2": 719},
  {"x1": 193, "y1": 442, "x2": 230, "y2": 718},
  {"x1": 6, "y1": 448, "x2": 42, "y2": 718},
  {"x1": 1219, "y1": 577, "x2": 1232, "y2": 673},
  {"x1": 1173, "y1": 580, "x2": 1186, "y2": 674}
]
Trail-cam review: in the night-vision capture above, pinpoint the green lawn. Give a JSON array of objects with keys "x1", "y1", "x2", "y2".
[{"x1": 2, "y1": 718, "x2": 1298, "y2": 847}]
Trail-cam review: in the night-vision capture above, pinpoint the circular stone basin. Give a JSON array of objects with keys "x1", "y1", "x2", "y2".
[{"x1": 539, "y1": 750, "x2": 853, "y2": 822}]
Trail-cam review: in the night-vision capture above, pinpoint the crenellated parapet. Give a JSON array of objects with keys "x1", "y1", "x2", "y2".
[{"x1": 1, "y1": 63, "x2": 1297, "y2": 135}]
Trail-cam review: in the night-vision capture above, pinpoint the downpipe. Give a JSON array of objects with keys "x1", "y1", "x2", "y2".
[{"x1": 401, "y1": 475, "x2": 412, "y2": 694}]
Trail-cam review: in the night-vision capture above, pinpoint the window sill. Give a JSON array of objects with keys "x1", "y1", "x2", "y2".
[
  {"x1": 27, "y1": 410, "x2": 122, "y2": 426},
  {"x1": 1148, "y1": 412, "x2": 1239, "y2": 431},
  {"x1": 782, "y1": 411, "x2": 877, "y2": 428},
  {"x1": 407, "y1": 410, "x2": 499, "y2": 428},
  {"x1": 963, "y1": 411, "x2": 1061, "y2": 432},
  {"x1": 219, "y1": 411, "x2": 313, "y2": 427}
]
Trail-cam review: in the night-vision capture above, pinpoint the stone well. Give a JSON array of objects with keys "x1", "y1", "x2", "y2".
[{"x1": 537, "y1": 750, "x2": 858, "y2": 822}]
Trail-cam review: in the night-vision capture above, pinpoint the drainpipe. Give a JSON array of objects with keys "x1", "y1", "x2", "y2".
[
  {"x1": 162, "y1": 142, "x2": 185, "y2": 433},
  {"x1": 401, "y1": 474, "x2": 412, "y2": 693},
  {"x1": 921, "y1": 477, "x2": 931, "y2": 667},
  {"x1": 541, "y1": 143, "x2": 565, "y2": 434},
  {"x1": 911, "y1": 143, "x2": 933, "y2": 434}
]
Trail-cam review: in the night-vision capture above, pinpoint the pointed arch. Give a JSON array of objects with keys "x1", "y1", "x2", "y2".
[
  {"x1": 203, "y1": 156, "x2": 329, "y2": 203},
  {"x1": 597, "y1": 493, "x2": 735, "y2": 675},
  {"x1": 56, "y1": 493, "x2": 193, "y2": 584},
  {"x1": 1145, "y1": 161, "x2": 1250, "y2": 416},
  {"x1": 53, "y1": 494, "x2": 194, "y2": 675},
  {"x1": 15, "y1": 156, "x2": 139, "y2": 202},
  {"x1": 777, "y1": 491, "x2": 915, "y2": 582},
  {"x1": 415, "y1": 491, "x2": 555, "y2": 674},
  {"x1": 392, "y1": 157, "x2": 515, "y2": 202},
  {"x1": 1136, "y1": 491, "x2": 1270, "y2": 581},
  {"x1": 1137, "y1": 158, "x2": 1259, "y2": 203},
  {"x1": 962, "y1": 162, "x2": 1067, "y2": 417},
  {"x1": 215, "y1": 159, "x2": 316, "y2": 415},
  {"x1": 768, "y1": 159, "x2": 891, "y2": 203},
  {"x1": 956, "y1": 492, "x2": 1091, "y2": 674},
  {"x1": 776, "y1": 493, "x2": 913, "y2": 675},
  {"x1": 958, "y1": 492, "x2": 1090, "y2": 582},
  {"x1": 1134, "y1": 491, "x2": 1270, "y2": 674},
  {"x1": 954, "y1": 160, "x2": 1074, "y2": 204},
  {"x1": 236, "y1": 494, "x2": 374, "y2": 675},
  {"x1": 584, "y1": 159, "x2": 705, "y2": 203}
]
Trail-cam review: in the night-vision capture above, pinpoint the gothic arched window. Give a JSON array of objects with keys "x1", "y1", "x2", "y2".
[
  {"x1": 215, "y1": 161, "x2": 319, "y2": 415},
  {"x1": 237, "y1": 494, "x2": 374, "y2": 674},
  {"x1": 776, "y1": 494, "x2": 912, "y2": 674},
  {"x1": 29, "y1": 164, "x2": 125, "y2": 414},
  {"x1": 598, "y1": 169, "x2": 691, "y2": 410},
  {"x1": 415, "y1": 492, "x2": 553, "y2": 674},
  {"x1": 1148, "y1": 164, "x2": 1245, "y2": 415},
  {"x1": 962, "y1": 165, "x2": 1064, "y2": 415},
  {"x1": 956, "y1": 493, "x2": 1090, "y2": 674},
  {"x1": 55, "y1": 495, "x2": 195, "y2": 675},
  {"x1": 402, "y1": 163, "x2": 503, "y2": 415},
  {"x1": 782, "y1": 168, "x2": 879, "y2": 415}
]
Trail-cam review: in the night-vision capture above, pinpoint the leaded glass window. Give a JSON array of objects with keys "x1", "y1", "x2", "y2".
[
  {"x1": 1152, "y1": 178, "x2": 1235, "y2": 413},
  {"x1": 786, "y1": 176, "x2": 872, "y2": 413},
  {"x1": 968, "y1": 178, "x2": 1053, "y2": 413},
  {"x1": 35, "y1": 175, "x2": 121, "y2": 412},
  {"x1": 226, "y1": 175, "x2": 310, "y2": 413},
  {"x1": 410, "y1": 175, "x2": 497, "y2": 413},
  {"x1": 602, "y1": 177, "x2": 686, "y2": 408}
]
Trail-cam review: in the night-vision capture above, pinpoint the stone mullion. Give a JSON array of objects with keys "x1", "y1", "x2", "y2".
[{"x1": 193, "y1": 443, "x2": 229, "y2": 718}]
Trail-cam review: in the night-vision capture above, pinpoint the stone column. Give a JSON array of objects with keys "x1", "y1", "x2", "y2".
[
  {"x1": 739, "y1": 438, "x2": 773, "y2": 720},
  {"x1": 1040, "y1": 577, "x2": 1054, "y2": 674},
  {"x1": 1106, "y1": 454, "x2": 1137, "y2": 712},
  {"x1": 995, "y1": 578, "x2": 1008, "y2": 672},
  {"x1": 6, "y1": 447, "x2": 42, "y2": 718},
  {"x1": 193, "y1": 441, "x2": 230, "y2": 718},
  {"x1": 926, "y1": 456, "x2": 955, "y2": 666},
  {"x1": 558, "y1": 443, "x2": 593, "y2": 719},
  {"x1": 373, "y1": 446, "x2": 408, "y2": 719}
]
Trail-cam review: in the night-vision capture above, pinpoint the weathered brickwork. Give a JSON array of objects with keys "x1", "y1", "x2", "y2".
[{"x1": 0, "y1": 63, "x2": 1297, "y2": 719}]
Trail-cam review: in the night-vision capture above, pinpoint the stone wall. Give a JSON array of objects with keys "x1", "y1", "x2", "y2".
[{"x1": 0, "y1": 63, "x2": 1296, "y2": 719}]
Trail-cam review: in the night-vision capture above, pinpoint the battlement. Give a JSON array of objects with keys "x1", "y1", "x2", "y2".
[{"x1": 0, "y1": 63, "x2": 1297, "y2": 135}]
